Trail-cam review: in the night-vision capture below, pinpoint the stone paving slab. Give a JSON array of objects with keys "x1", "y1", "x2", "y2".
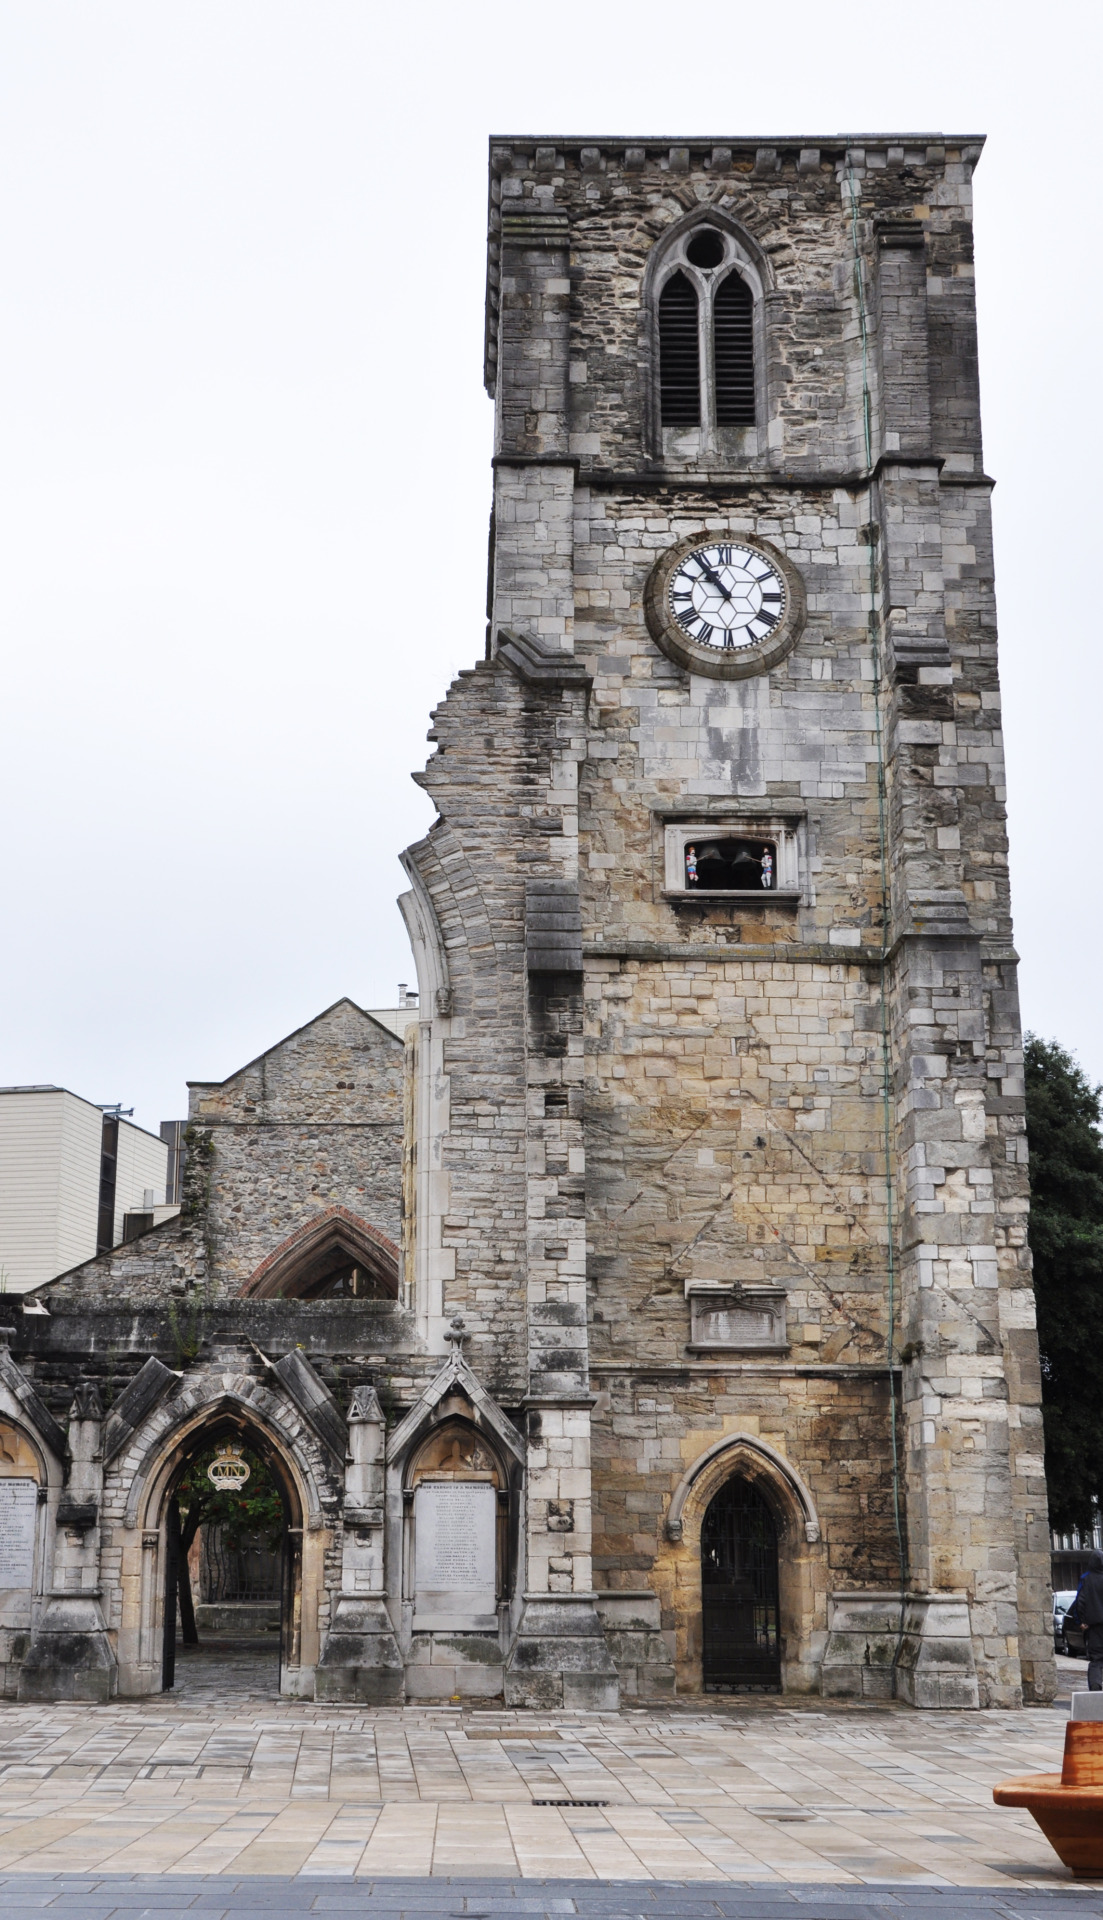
[
  {"x1": 0, "y1": 1878, "x2": 1102, "y2": 1918},
  {"x1": 0, "y1": 1651, "x2": 1094, "y2": 1893}
]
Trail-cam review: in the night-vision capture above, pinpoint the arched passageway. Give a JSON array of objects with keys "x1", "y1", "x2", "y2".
[
  {"x1": 158, "y1": 1416, "x2": 303, "y2": 1695},
  {"x1": 701, "y1": 1476, "x2": 780, "y2": 1692}
]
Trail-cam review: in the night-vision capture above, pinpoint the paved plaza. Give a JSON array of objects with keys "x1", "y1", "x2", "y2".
[{"x1": 0, "y1": 1646, "x2": 1094, "y2": 1914}]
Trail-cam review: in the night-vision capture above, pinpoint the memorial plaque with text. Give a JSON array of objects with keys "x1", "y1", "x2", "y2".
[
  {"x1": 414, "y1": 1481, "x2": 496, "y2": 1626},
  {"x1": 0, "y1": 1481, "x2": 37, "y2": 1590}
]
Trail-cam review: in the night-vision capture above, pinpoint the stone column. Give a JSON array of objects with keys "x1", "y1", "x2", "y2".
[
  {"x1": 20, "y1": 1384, "x2": 116, "y2": 1702},
  {"x1": 315, "y1": 1385, "x2": 403, "y2": 1702}
]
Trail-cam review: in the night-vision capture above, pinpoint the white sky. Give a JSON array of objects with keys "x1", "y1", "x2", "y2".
[{"x1": 1, "y1": 0, "x2": 1100, "y2": 1132}]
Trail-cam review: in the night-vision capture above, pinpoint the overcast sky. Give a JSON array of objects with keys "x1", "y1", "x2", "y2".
[{"x1": 1, "y1": 0, "x2": 1100, "y2": 1132}]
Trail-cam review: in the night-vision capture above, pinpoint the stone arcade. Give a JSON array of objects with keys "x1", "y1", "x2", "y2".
[{"x1": 3, "y1": 134, "x2": 1053, "y2": 1710}]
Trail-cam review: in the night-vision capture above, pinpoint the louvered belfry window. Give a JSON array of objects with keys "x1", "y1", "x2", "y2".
[
  {"x1": 656, "y1": 227, "x2": 759, "y2": 437},
  {"x1": 659, "y1": 271, "x2": 701, "y2": 425},
  {"x1": 714, "y1": 271, "x2": 755, "y2": 425}
]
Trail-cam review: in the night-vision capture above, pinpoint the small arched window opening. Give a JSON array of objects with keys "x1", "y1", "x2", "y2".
[
  {"x1": 652, "y1": 224, "x2": 761, "y2": 444},
  {"x1": 659, "y1": 271, "x2": 701, "y2": 425}
]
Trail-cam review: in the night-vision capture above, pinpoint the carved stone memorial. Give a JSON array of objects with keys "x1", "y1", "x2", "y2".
[
  {"x1": 413, "y1": 1480, "x2": 497, "y2": 1629},
  {"x1": 688, "y1": 1288, "x2": 788, "y2": 1352},
  {"x1": 0, "y1": 1480, "x2": 37, "y2": 1590}
]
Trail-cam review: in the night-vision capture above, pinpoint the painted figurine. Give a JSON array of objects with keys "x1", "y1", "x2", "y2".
[
  {"x1": 760, "y1": 847, "x2": 773, "y2": 889},
  {"x1": 685, "y1": 844, "x2": 698, "y2": 886}
]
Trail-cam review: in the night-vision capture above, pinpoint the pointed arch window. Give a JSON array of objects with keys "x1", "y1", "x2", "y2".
[
  {"x1": 240, "y1": 1206, "x2": 400, "y2": 1300},
  {"x1": 654, "y1": 225, "x2": 760, "y2": 436}
]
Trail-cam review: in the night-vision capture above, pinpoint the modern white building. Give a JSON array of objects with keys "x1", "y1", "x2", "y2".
[
  {"x1": 364, "y1": 984, "x2": 422, "y2": 1042},
  {"x1": 0, "y1": 1088, "x2": 172, "y2": 1293}
]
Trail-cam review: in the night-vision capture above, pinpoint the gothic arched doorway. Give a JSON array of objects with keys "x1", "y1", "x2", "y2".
[
  {"x1": 159, "y1": 1417, "x2": 303, "y2": 1694},
  {"x1": 701, "y1": 1476, "x2": 780, "y2": 1691}
]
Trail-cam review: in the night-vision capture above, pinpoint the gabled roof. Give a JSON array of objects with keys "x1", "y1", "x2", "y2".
[{"x1": 186, "y1": 996, "x2": 402, "y2": 1091}]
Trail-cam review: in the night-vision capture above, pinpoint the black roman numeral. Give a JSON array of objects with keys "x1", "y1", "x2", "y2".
[{"x1": 716, "y1": 544, "x2": 732, "y2": 565}]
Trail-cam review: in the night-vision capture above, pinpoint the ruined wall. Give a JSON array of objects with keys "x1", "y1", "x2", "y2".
[
  {"x1": 406, "y1": 657, "x2": 589, "y2": 1402},
  {"x1": 39, "y1": 999, "x2": 404, "y2": 1307},
  {"x1": 189, "y1": 999, "x2": 404, "y2": 1292}
]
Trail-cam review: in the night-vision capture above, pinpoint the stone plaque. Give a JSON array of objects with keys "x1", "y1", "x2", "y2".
[
  {"x1": 0, "y1": 1480, "x2": 37, "y2": 1590},
  {"x1": 414, "y1": 1481, "x2": 496, "y2": 1626},
  {"x1": 690, "y1": 1291, "x2": 787, "y2": 1351}
]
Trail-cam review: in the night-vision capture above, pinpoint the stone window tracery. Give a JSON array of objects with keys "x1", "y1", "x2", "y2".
[{"x1": 655, "y1": 225, "x2": 759, "y2": 436}]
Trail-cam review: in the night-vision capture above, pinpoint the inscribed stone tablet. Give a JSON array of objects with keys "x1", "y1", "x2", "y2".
[
  {"x1": 0, "y1": 1480, "x2": 37, "y2": 1589},
  {"x1": 414, "y1": 1482, "x2": 496, "y2": 1606}
]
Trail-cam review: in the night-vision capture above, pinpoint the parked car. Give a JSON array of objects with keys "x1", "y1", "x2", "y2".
[{"x1": 1054, "y1": 1588, "x2": 1087, "y2": 1657}]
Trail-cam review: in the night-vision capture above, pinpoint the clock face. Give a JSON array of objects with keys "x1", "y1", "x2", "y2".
[
  {"x1": 644, "y1": 531, "x2": 805, "y2": 680},
  {"x1": 667, "y1": 542, "x2": 787, "y2": 652}
]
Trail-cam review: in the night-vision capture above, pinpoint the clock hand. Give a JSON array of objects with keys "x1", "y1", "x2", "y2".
[{"x1": 694, "y1": 561, "x2": 735, "y2": 604}]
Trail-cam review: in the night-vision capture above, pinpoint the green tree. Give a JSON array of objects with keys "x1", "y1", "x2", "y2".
[
  {"x1": 170, "y1": 1445, "x2": 283, "y2": 1644},
  {"x1": 1025, "y1": 1034, "x2": 1103, "y2": 1531}
]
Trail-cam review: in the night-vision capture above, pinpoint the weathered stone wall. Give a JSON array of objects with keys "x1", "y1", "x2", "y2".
[
  {"x1": 39, "y1": 999, "x2": 404, "y2": 1307},
  {"x1": 189, "y1": 999, "x2": 404, "y2": 1293},
  {"x1": 408, "y1": 660, "x2": 589, "y2": 1403},
  {"x1": 472, "y1": 135, "x2": 1051, "y2": 1705},
  {"x1": 586, "y1": 954, "x2": 891, "y2": 1361},
  {"x1": 593, "y1": 1368, "x2": 899, "y2": 1690},
  {"x1": 6, "y1": 133, "x2": 1048, "y2": 1711}
]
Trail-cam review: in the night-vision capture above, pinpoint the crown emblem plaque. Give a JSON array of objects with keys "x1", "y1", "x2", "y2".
[{"x1": 207, "y1": 1444, "x2": 250, "y2": 1491}]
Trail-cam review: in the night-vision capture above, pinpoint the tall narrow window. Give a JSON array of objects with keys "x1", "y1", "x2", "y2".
[
  {"x1": 713, "y1": 271, "x2": 755, "y2": 424},
  {"x1": 659, "y1": 271, "x2": 700, "y2": 425}
]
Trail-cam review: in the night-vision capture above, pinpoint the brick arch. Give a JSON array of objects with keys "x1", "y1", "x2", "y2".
[{"x1": 240, "y1": 1206, "x2": 399, "y2": 1301}]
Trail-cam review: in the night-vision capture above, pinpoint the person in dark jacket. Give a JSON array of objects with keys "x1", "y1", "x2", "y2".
[{"x1": 1066, "y1": 1549, "x2": 1103, "y2": 1689}]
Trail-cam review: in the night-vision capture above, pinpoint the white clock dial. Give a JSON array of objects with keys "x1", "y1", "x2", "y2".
[{"x1": 667, "y1": 542, "x2": 787, "y2": 651}]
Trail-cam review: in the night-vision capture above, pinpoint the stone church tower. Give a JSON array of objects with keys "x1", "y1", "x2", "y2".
[
  {"x1": 399, "y1": 132, "x2": 1052, "y2": 1709},
  {"x1": 0, "y1": 134, "x2": 1051, "y2": 1711}
]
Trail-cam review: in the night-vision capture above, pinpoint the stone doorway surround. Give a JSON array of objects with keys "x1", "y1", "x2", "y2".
[
  {"x1": 658, "y1": 1431, "x2": 823, "y2": 1696},
  {"x1": 94, "y1": 1342, "x2": 338, "y2": 1701}
]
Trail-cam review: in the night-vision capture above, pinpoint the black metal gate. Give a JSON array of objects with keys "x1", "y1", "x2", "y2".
[
  {"x1": 161, "y1": 1496, "x2": 181, "y2": 1691},
  {"x1": 701, "y1": 1477, "x2": 781, "y2": 1691}
]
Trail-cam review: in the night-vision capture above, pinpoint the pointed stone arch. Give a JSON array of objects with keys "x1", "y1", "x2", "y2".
[
  {"x1": 240, "y1": 1206, "x2": 399, "y2": 1301},
  {"x1": 665, "y1": 1431, "x2": 821, "y2": 1546},
  {"x1": 123, "y1": 1387, "x2": 327, "y2": 1533},
  {"x1": 637, "y1": 200, "x2": 773, "y2": 457},
  {"x1": 385, "y1": 1351, "x2": 526, "y2": 1647},
  {"x1": 657, "y1": 1431, "x2": 824, "y2": 1696},
  {"x1": 388, "y1": 1349, "x2": 526, "y2": 1476},
  {"x1": 106, "y1": 1365, "x2": 339, "y2": 1700}
]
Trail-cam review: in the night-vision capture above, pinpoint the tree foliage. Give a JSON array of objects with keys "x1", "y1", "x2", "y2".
[
  {"x1": 1025, "y1": 1035, "x2": 1103, "y2": 1531},
  {"x1": 175, "y1": 1444, "x2": 283, "y2": 1551},
  {"x1": 169, "y1": 1444, "x2": 284, "y2": 1644}
]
